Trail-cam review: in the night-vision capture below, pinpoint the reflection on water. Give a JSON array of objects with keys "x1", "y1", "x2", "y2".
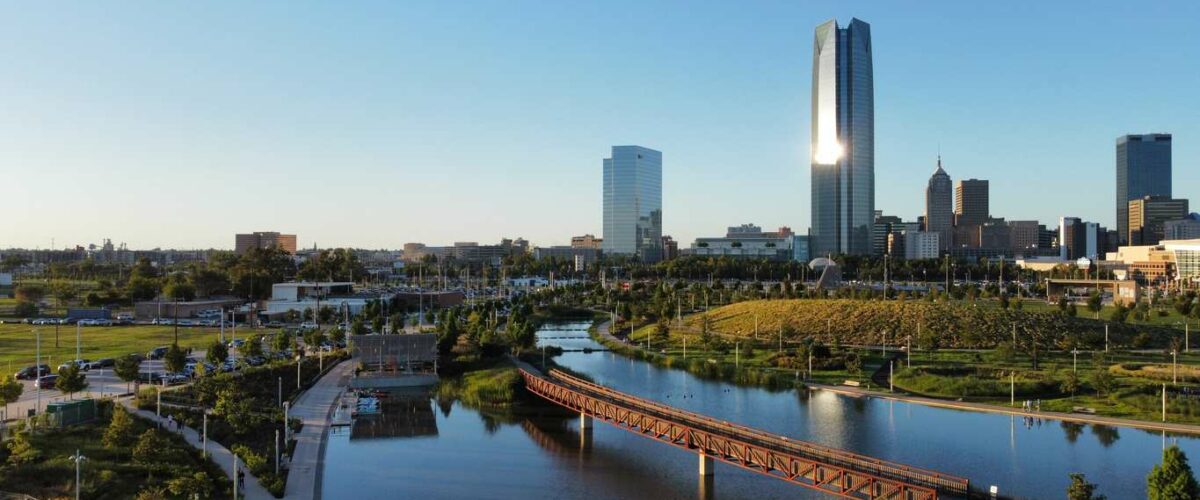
[
  {"x1": 321, "y1": 321, "x2": 1200, "y2": 500},
  {"x1": 350, "y1": 392, "x2": 439, "y2": 440}
]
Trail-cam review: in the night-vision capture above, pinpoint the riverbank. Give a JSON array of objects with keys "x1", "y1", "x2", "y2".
[{"x1": 593, "y1": 318, "x2": 1200, "y2": 436}]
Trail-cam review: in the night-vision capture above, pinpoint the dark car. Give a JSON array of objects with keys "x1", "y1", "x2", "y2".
[
  {"x1": 126, "y1": 353, "x2": 145, "y2": 362},
  {"x1": 34, "y1": 374, "x2": 60, "y2": 389},
  {"x1": 147, "y1": 346, "x2": 169, "y2": 360},
  {"x1": 15, "y1": 365, "x2": 51, "y2": 380},
  {"x1": 87, "y1": 358, "x2": 116, "y2": 370}
]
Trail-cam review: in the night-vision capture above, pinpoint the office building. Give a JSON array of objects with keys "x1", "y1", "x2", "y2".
[
  {"x1": 1008, "y1": 220, "x2": 1041, "y2": 255},
  {"x1": 1129, "y1": 196, "x2": 1189, "y2": 245},
  {"x1": 903, "y1": 231, "x2": 940, "y2": 260},
  {"x1": 661, "y1": 236, "x2": 679, "y2": 261},
  {"x1": 688, "y1": 224, "x2": 795, "y2": 261},
  {"x1": 1060, "y1": 217, "x2": 1085, "y2": 260},
  {"x1": 872, "y1": 212, "x2": 903, "y2": 256},
  {"x1": 810, "y1": 18, "x2": 874, "y2": 256},
  {"x1": 924, "y1": 157, "x2": 953, "y2": 251},
  {"x1": 954, "y1": 179, "x2": 989, "y2": 228},
  {"x1": 570, "y1": 234, "x2": 603, "y2": 249},
  {"x1": 602, "y1": 145, "x2": 663, "y2": 262},
  {"x1": 792, "y1": 235, "x2": 811, "y2": 263},
  {"x1": 1165, "y1": 214, "x2": 1200, "y2": 240},
  {"x1": 235, "y1": 232, "x2": 297, "y2": 255},
  {"x1": 1116, "y1": 134, "x2": 1172, "y2": 244}
]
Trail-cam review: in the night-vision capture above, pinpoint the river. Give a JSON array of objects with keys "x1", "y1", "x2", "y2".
[{"x1": 321, "y1": 321, "x2": 1200, "y2": 499}]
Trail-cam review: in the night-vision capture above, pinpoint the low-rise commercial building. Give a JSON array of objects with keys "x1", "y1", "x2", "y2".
[
  {"x1": 688, "y1": 224, "x2": 795, "y2": 261},
  {"x1": 235, "y1": 232, "x2": 297, "y2": 254}
]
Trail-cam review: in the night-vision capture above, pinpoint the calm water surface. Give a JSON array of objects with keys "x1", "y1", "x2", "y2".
[{"x1": 322, "y1": 321, "x2": 1200, "y2": 499}]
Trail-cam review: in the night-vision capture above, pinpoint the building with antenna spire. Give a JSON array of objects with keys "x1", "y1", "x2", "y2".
[{"x1": 924, "y1": 156, "x2": 953, "y2": 251}]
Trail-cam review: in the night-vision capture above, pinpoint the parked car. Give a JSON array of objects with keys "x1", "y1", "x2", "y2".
[
  {"x1": 299, "y1": 321, "x2": 318, "y2": 330},
  {"x1": 147, "y1": 346, "x2": 169, "y2": 360},
  {"x1": 125, "y1": 353, "x2": 145, "y2": 362},
  {"x1": 266, "y1": 321, "x2": 283, "y2": 328},
  {"x1": 58, "y1": 359, "x2": 90, "y2": 372},
  {"x1": 87, "y1": 358, "x2": 116, "y2": 370},
  {"x1": 34, "y1": 374, "x2": 60, "y2": 389},
  {"x1": 115, "y1": 313, "x2": 134, "y2": 325},
  {"x1": 15, "y1": 365, "x2": 50, "y2": 380},
  {"x1": 161, "y1": 373, "x2": 189, "y2": 385}
]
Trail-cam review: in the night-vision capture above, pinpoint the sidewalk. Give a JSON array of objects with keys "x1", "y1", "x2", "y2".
[
  {"x1": 284, "y1": 359, "x2": 355, "y2": 500},
  {"x1": 118, "y1": 399, "x2": 274, "y2": 500}
]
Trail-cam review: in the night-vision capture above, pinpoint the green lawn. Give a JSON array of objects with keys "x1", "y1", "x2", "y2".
[
  {"x1": 0, "y1": 324, "x2": 231, "y2": 369},
  {"x1": 978, "y1": 298, "x2": 1198, "y2": 329}
]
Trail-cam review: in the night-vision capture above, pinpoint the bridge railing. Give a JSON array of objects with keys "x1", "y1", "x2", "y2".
[{"x1": 541, "y1": 369, "x2": 969, "y2": 496}]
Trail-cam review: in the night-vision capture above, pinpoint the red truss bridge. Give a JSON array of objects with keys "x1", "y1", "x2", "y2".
[{"x1": 520, "y1": 367, "x2": 970, "y2": 499}]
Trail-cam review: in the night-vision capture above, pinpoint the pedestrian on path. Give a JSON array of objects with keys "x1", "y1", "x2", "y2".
[{"x1": 166, "y1": 414, "x2": 174, "y2": 430}]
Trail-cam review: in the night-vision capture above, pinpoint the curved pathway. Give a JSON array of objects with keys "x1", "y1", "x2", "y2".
[{"x1": 118, "y1": 399, "x2": 273, "y2": 500}]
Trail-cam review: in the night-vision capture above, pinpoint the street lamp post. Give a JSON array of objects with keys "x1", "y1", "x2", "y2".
[
  {"x1": 1072, "y1": 349, "x2": 1079, "y2": 375},
  {"x1": 1173, "y1": 350, "x2": 1178, "y2": 384},
  {"x1": 71, "y1": 449, "x2": 86, "y2": 500}
]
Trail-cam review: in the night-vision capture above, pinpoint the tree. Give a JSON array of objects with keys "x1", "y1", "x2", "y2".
[
  {"x1": 1091, "y1": 368, "x2": 1117, "y2": 396},
  {"x1": 126, "y1": 277, "x2": 161, "y2": 301},
  {"x1": 304, "y1": 329, "x2": 327, "y2": 352},
  {"x1": 103, "y1": 405, "x2": 138, "y2": 449},
  {"x1": 1068, "y1": 473, "x2": 1105, "y2": 500},
  {"x1": 243, "y1": 337, "x2": 264, "y2": 358},
  {"x1": 272, "y1": 331, "x2": 295, "y2": 353},
  {"x1": 14, "y1": 284, "x2": 46, "y2": 304},
  {"x1": 213, "y1": 390, "x2": 264, "y2": 434},
  {"x1": 164, "y1": 343, "x2": 187, "y2": 374},
  {"x1": 1061, "y1": 371, "x2": 1080, "y2": 397},
  {"x1": 1058, "y1": 296, "x2": 1070, "y2": 313},
  {"x1": 167, "y1": 472, "x2": 214, "y2": 498},
  {"x1": 653, "y1": 320, "x2": 671, "y2": 345},
  {"x1": 206, "y1": 340, "x2": 229, "y2": 366},
  {"x1": 1148, "y1": 445, "x2": 1200, "y2": 500},
  {"x1": 56, "y1": 363, "x2": 88, "y2": 399},
  {"x1": 1087, "y1": 291, "x2": 1104, "y2": 318},
  {"x1": 163, "y1": 281, "x2": 196, "y2": 302},
  {"x1": 351, "y1": 318, "x2": 368, "y2": 336},
  {"x1": 114, "y1": 355, "x2": 142, "y2": 393},
  {"x1": 133, "y1": 429, "x2": 185, "y2": 476},
  {"x1": 0, "y1": 376, "x2": 22, "y2": 424}
]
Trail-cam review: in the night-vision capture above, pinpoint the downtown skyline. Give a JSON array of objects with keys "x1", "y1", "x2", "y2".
[{"x1": 3, "y1": 1, "x2": 1199, "y2": 250}]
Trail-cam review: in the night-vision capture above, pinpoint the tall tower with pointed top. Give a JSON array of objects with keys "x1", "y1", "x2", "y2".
[
  {"x1": 925, "y1": 156, "x2": 953, "y2": 251},
  {"x1": 810, "y1": 18, "x2": 874, "y2": 256}
]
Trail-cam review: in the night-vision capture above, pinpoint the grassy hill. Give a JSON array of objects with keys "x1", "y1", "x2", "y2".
[{"x1": 682, "y1": 299, "x2": 1176, "y2": 350}]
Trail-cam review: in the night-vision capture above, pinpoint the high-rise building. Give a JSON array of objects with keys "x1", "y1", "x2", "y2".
[
  {"x1": 924, "y1": 157, "x2": 953, "y2": 251},
  {"x1": 1060, "y1": 217, "x2": 1085, "y2": 260},
  {"x1": 1007, "y1": 220, "x2": 1041, "y2": 255},
  {"x1": 954, "y1": 179, "x2": 989, "y2": 228},
  {"x1": 1129, "y1": 195, "x2": 1189, "y2": 245},
  {"x1": 1116, "y1": 134, "x2": 1172, "y2": 245},
  {"x1": 602, "y1": 145, "x2": 663, "y2": 262},
  {"x1": 235, "y1": 232, "x2": 297, "y2": 255},
  {"x1": 872, "y1": 211, "x2": 903, "y2": 256},
  {"x1": 810, "y1": 18, "x2": 874, "y2": 257}
]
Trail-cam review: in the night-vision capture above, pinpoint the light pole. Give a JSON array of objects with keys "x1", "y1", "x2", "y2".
[
  {"x1": 1173, "y1": 350, "x2": 1178, "y2": 384},
  {"x1": 33, "y1": 329, "x2": 41, "y2": 420},
  {"x1": 1072, "y1": 349, "x2": 1079, "y2": 375},
  {"x1": 71, "y1": 449, "x2": 86, "y2": 500}
]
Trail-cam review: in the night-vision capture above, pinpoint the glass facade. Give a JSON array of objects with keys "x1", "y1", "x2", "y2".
[
  {"x1": 1116, "y1": 134, "x2": 1171, "y2": 245},
  {"x1": 602, "y1": 146, "x2": 662, "y2": 262},
  {"x1": 811, "y1": 18, "x2": 873, "y2": 256},
  {"x1": 925, "y1": 158, "x2": 953, "y2": 251}
]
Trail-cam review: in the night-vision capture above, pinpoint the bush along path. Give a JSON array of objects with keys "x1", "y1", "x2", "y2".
[{"x1": 119, "y1": 398, "x2": 273, "y2": 500}]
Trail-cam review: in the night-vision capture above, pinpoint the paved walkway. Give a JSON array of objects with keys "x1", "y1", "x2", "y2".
[
  {"x1": 118, "y1": 399, "x2": 274, "y2": 500},
  {"x1": 284, "y1": 359, "x2": 355, "y2": 500}
]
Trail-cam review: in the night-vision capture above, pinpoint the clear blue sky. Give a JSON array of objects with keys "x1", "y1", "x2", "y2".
[{"x1": 3, "y1": 1, "x2": 1198, "y2": 250}]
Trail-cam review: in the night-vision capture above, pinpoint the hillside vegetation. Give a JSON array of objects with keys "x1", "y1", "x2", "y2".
[{"x1": 683, "y1": 299, "x2": 1175, "y2": 350}]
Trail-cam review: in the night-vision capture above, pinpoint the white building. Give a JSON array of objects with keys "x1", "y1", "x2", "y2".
[{"x1": 903, "y1": 231, "x2": 940, "y2": 260}]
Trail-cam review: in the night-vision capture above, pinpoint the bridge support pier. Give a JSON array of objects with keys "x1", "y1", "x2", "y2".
[
  {"x1": 699, "y1": 454, "x2": 714, "y2": 476},
  {"x1": 580, "y1": 412, "x2": 593, "y2": 430}
]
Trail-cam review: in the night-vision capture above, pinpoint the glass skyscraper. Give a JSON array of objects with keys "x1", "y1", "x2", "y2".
[
  {"x1": 602, "y1": 145, "x2": 662, "y2": 262},
  {"x1": 810, "y1": 18, "x2": 874, "y2": 257},
  {"x1": 1116, "y1": 133, "x2": 1171, "y2": 245}
]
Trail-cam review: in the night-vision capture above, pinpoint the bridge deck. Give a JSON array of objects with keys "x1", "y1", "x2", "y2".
[{"x1": 520, "y1": 368, "x2": 969, "y2": 499}]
